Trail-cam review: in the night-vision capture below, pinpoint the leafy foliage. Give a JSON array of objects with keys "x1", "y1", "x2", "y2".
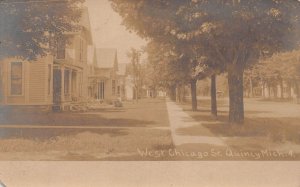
[
  {"x1": 110, "y1": 0, "x2": 300, "y2": 123},
  {"x1": 0, "y1": 0, "x2": 84, "y2": 60},
  {"x1": 245, "y1": 50, "x2": 300, "y2": 96},
  {"x1": 110, "y1": 0, "x2": 300, "y2": 70}
]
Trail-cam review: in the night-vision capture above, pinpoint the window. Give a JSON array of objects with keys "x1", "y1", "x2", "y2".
[
  {"x1": 97, "y1": 81, "x2": 105, "y2": 100},
  {"x1": 79, "y1": 39, "x2": 82, "y2": 61},
  {"x1": 79, "y1": 72, "x2": 83, "y2": 96},
  {"x1": 117, "y1": 86, "x2": 120, "y2": 96},
  {"x1": 48, "y1": 64, "x2": 52, "y2": 95},
  {"x1": 112, "y1": 80, "x2": 116, "y2": 95},
  {"x1": 10, "y1": 62, "x2": 23, "y2": 95},
  {"x1": 79, "y1": 38, "x2": 84, "y2": 62},
  {"x1": 57, "y1": 39, "x2": 66, "y2": 59},
  {"x1": 64, "y1": 69, "x2": 70, "y2": 95},
  {"x1": 71, "y1": 71, "x2": 77, "y2": 94}
]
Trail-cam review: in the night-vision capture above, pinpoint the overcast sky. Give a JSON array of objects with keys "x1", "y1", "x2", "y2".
[{"x1": 86, "y1": 0, "x2": 147, "y2": 64}]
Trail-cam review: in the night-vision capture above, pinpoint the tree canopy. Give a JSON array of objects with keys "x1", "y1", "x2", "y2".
[
  {"x1": 0, "y1": 0, "x2": 84, "y2": 61},
  {"x1": 110, "y1": 0, "x2": 300, "y2": 124}
]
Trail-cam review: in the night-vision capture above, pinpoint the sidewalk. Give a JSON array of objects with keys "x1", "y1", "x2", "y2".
[{"x1": 166, "y1": 99, "x2": 225, "y2": 146}]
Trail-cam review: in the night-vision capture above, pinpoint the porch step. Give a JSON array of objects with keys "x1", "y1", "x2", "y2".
[{"x1": 52, "y1": 105, "x2": 61, "y2": 112}]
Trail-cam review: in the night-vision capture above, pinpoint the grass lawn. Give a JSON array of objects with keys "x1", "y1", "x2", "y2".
[
  {"x1": 0, "y1": 98, "x2": 174, "y2": 160},
  {"x1": 177, "y1": 97, "x2": 300, "y2": 160}
]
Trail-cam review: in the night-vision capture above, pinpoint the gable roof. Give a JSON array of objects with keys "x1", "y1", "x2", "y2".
[{"x1": 95, "y1": 48, "x2": 118, "y2": 69}]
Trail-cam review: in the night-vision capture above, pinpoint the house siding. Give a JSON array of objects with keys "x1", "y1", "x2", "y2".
[
  {"x1": 28, "y1": 62, "x2": 46, "y2": 103},
  {"x1": 0, "y1": 56, "x2": 53, "y2": 106}
]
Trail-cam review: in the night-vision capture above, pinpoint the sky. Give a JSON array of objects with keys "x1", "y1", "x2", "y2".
[{"x1": 86, "y1": 0, "x2": 147, "y2": 64}]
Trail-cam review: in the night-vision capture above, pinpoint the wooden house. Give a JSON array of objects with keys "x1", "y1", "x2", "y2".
[
  {"x1": 52, "y1": 7, "x2": 93, "y2": 111},
  {"x1": 88, "y1": 48, "x2": 118, "y2": 103},
  {"x1": 0, "y1": 7, "x2": 93, "y2": 112}
]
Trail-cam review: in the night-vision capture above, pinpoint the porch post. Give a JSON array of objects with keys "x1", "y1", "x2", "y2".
[
  {"x1": 69, "y1": 69, "x2": 72, "y2": 100},
  {"x1": 97, "y1": 81, "x2": 100, "y2": 100},
  {"x1": 61, "y1": 66, "x2": 65, "y2": 103}
]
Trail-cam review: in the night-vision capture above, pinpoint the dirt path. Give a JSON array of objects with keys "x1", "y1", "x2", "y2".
[{"x1": 166, "y1": 99, "x2": 225, "y2": 146}]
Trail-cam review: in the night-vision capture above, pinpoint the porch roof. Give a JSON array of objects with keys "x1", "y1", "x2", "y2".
[
  {"x1": 88, "y1": 75, "x2": 110, "y2": 80},
  {"x1": 53, "y1": 61, "x2": 83, "y2": 71}
]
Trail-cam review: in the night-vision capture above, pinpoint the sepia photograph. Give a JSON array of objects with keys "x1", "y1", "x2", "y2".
[{"x1": 0, "y1": 0, "x2": 300, "y2": 186}]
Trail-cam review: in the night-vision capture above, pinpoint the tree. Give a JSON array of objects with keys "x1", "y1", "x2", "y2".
[
  {"x1": 145, "y1": 41, "x2": 192, "y2": 101},
  {"x1": 249, "y1": 50, "x2": 300, "y2": 99},
  {"x1": 110, "y1": 0, "x2": 300, "y2": 124},
  {"x1": 127, "y1": 48, "x2": 144, "y2": 102},
  {"x1": 145, "y1": 40, "x2": 210, "y2": 111},
  {"x1": 0, "y1": 0, "x2": 84, "y2": 61}
]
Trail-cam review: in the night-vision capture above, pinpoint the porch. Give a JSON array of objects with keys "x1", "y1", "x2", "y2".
[
  {"x1": 88, "y1": 76, "x2": 113, "y2": 103},
  {"x1": 53, "y1": 64, "x2": 84, "y2": 111}
]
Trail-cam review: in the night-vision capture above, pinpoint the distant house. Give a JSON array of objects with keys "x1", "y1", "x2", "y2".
[
  {"x1": 88, "y1": 48, "x2": 119, "y2": 103},
  {"x1": 125, "y1": 75, "x2": 135, "y2": 100},
  {"x1": 0, "y1": 7, "x2": 93, "y2": 111},
  {"x1": 117, "y1": 63, "x2": 131, "y2": 100}
]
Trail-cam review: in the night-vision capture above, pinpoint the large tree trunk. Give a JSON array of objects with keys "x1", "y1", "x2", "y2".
[
  {"x1": 178, "y1": 84, "x2": 186, "y2": 103},
  {"x1": 191, "y1": 79, "x2": 197, "y2": 111},
  {"x1": 228, "y1": 67, "x2": 244, "y2": 124},
  {"x1": 295, "y1": 81, "x2": 300, "y2": 104},
  {"x1": 169, "y1": 85, "x2": 176, "y2": 101},
  {"x1": 181, "y1": 86, "x2": 186, "y2": 102},
  {"x1": 176, "y1": 85, "x2": 180, "y2": 102},
  {"x1": 249, "y1": 76, "x2": 253, "y2": 97},
  {"x1": 273, "y1": 86, "x2": 278, "y2": 98},
  {"x1": 280, "y1": 79, "x2": 284, "y2": 99},
  {"x1": 211, "y1": 74, "x2": 217, "y2": 118},
  {"x1": 287, "y1": 81, "x2": 292, "y2": 99},
  {"x1": 268, "y1": 84, "x2": 271, "y2": 99},
  {"x1": 135, "y1": 86, "x2": 139, "y2": 103},
  {"x1": 261, "y1": 81, "x2": 265, "y2": 98}
]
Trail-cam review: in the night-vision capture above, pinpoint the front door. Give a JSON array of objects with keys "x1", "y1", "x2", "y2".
[{"x1": 53, "y1": 68, "x2": 62, "y2": 104}]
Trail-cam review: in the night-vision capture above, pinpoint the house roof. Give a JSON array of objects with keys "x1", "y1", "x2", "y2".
[{"x1": 95, "y1": 48, "x2": 118, "y2": 69}]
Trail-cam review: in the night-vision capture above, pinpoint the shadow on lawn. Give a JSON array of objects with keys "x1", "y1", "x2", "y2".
[
  {"x1": 201, "y1": 116, "x2": 300, "y2": 144},
  {"x1": 179, "y1": 104, "x2": 300, "y2": 144},
  {"x1": 0, "y1": 128, "x2": 129, "y2": 141},
  {"x1": 0, "y1": 112, "x2": 156, "y2": 127}
]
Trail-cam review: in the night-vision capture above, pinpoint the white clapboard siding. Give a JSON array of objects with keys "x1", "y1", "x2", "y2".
[{"x1": 28, "y1": 62, "x2": 46, "y2": 103}]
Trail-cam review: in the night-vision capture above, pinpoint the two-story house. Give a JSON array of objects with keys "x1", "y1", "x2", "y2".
[
  {"x1": 0, "y1": 7, "x2": 93, "y2": 112},
  {"x1": 52, "y1": 7, "x2": 93, "y2": 111}
]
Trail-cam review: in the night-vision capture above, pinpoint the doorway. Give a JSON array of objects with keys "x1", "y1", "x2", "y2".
[{"x1": 53, "y1": 68, "x2": 62, "y2": 105}]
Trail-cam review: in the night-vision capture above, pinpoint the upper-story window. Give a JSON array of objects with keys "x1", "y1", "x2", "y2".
[
  {"x1": 57, "y1": 39, "x2": 66, "y2": 59},
  {"x1": 10, "y1": 62, "x2": 23, "y2": 95}
]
